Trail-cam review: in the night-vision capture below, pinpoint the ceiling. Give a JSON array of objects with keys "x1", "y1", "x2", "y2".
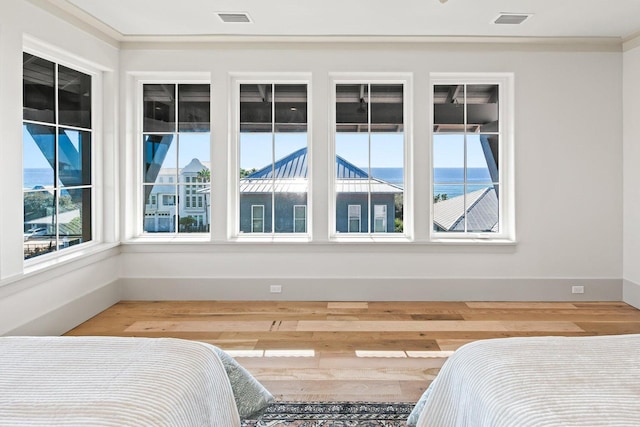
[{"x1": 46, "y1": 0, "x2": 640, "y2": 42}]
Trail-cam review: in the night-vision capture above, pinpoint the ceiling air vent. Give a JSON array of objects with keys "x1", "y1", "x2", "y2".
[
  {"x1": 217, "y1": 12, "x2": 252, "y2": 23},
  {"x1": 493, "y1": 13, "x2": 532, "y2": 25}
]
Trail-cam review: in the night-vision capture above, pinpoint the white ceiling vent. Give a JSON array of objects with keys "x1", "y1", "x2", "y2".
[
  {"x1": 493, "y1": 13, "x2": 532, "y2": 25},
  {"x1": 217, "y1": 12, "x2": 252, "y2": 23}
]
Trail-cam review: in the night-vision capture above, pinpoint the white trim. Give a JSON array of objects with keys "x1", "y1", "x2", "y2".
[
  {"x1": 329, "y1": 73, "x2": 413, "y2": 240},
  {"x1": 22, "y1": 46, "x2": 101, "y2": 268},
  {"x1": 128, "y1": 75, "x2": 212, "y2": 238},
  {"x1": 229, "y1": 73, "x2": 313, "y2": 239},
  {"x1": 373, "y1": 204, "x2": 387, "y2": 233},
  {"x1": 118, "y1": 37, "x2": 623, "y2": 51},
  {"x1": 347, "y1": 204, "x2": 362, "y2": 233},
  {"x1": 251, "y1": 204, "x2": 265, "y2": 233},
  {"x1": 429, "y1": 73, "x2": 515, "y2": 242},
  {"x1": 293, "y1": 204, "x2": 307, "y2": 233},
  {"x1": 120, "y1": 276, "x2": 622, "y2": 302}
]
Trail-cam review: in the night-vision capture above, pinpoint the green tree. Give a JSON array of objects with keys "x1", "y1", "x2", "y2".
[
  {"x1": 197, "y1": 168, "x2": 211, "y2": 231},
  {"x1": 240, "y1": 168, "x2": 258, "y2": 178},
  {"x1": 433, "y1": 193, "x2": 448, "y2": 203},
  {"x1": 179, "y1": 215, "x2": 197, "y2": 231},
  {"x1": 197, "y1": 167, "x2": 210, "y2": 183},
  {"x1": 23, "y1": 192, "x2": 54, "y2": 221}
]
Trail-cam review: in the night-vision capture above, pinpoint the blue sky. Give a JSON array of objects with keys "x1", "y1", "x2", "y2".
[
  {"x1": 241, "y1": 132, "x2": 406, "y2": 170},
  {"x1": 25, "y1": 126, "x2": 490, "y2": 173}
]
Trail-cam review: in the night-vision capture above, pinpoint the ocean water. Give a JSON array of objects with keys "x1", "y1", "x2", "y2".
[
  {"x1": 369, "y1": 167, "x2": 495, "y2": 198},
  {"x1": 24, "y1": 168, "x2": 53, "y2": 190},
  {"x1": 24, "y1": 167, "x2": 495, "y2": 199}
]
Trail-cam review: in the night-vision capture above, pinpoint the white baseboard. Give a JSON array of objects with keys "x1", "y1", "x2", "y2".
[
  {"x1": 623, "y1": 279, "x2": 640, "y2": 309},
  {"x1": 5, "y1": 280, "x2": 121, "y2": 336},
  {"x1": 120, "y1": 277, "x2": 622, "y2": 302}
]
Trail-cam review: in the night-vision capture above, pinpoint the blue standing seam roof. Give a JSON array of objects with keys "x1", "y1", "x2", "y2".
[{"x1": 246, "y1": 147, "x2": 369, "y2": 179}]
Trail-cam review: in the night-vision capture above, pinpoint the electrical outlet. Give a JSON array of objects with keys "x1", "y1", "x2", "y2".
[
  {"x1": 571, "y1": 285, "x2": 584, "y2": 294},
  {"x1": 270, "y1": 285, "x2": 282, "y2": 293}
]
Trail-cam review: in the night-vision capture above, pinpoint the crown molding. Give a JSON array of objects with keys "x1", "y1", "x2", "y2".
[
  {"x1": 25, "y1": 0, "x2": 122, "y2": 47},
  {"x1": 623, "y1": 30, "x2": 640, "y2": 51},
  {"x1": 119, "y1": 35, "x2": 622, "y2": 52}
]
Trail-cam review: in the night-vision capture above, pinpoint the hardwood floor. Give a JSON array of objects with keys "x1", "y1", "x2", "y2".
[{"x1": 65, "y1": 301, "x2": 640, "y2": 403}]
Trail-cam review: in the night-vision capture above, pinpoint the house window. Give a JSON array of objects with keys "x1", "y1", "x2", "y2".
[
  {"x1": 23, "y1": 53, "x2": 93, "y2": 260},
  {"x1": 162, "y1": 195, "x2": 176, "y2": 206},
  {"x1": 251, "y1": 205, "x2": 265, "y2": 233},
  {"x1": 293, "y1": 205, "x2": 306, "y2": 233},
  {"x1": 334, "y1": 82, "x2": 405, "y2": 235},
  {"x1": 431, "y1": 74, "x2": 513, "y2": 239},
  {"x1": 237, "y1": 82, "x2": 308, "y2": 234},
  {"x1": 374, "y1": 204, "x2": 387, "y2": 232},
  {"x1": 348, "y1": 205, "x2": 361, "y2": 232},
  {"x1": 142, "y1": 83, "x2": 210, "y2": 234}
]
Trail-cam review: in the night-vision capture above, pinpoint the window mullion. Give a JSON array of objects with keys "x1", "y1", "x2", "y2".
[{"x1": 367, "y1": 83, "x2": 372, "y2": 235}]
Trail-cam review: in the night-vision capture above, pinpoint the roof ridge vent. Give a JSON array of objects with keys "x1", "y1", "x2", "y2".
[
  {"x1": 493, "y1": 13, "x2": 532, "y2": 25},
  {"x1": 217, "y1": 12, "x2": 252, "y2": 23}
]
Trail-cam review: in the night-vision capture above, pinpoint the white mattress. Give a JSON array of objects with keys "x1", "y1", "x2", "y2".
[
  {"x1": 0, "y1": 336, "x2": 242, "y2": 426},
  {"x1": 416, "y1": 334, "x2": 640, "y2": 427}
]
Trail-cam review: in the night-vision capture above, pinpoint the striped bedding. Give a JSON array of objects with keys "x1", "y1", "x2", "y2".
[
  {"x1": 416, "y1": 334, "x2": 640, "y2": 427},
  {"x1": 0, "y1": 336, "x2": 243, "y2": 426}
]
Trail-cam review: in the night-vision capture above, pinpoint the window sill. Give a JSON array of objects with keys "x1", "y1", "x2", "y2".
[
  {"x1": 0, "y1": 242, "x2": 120, "y2": 291},
  {"x1": 330, "y1": 235, "x2": 413, "y2": 244},
  {"x1": 22, "y1": 241, "x2": 120, "y2": 276},
  {"x1": 428, "y1": 237, "x2": 516, "y2": 245},
  {"x1": 125, "y1": 234, "x2": 212, "y2": 244}
]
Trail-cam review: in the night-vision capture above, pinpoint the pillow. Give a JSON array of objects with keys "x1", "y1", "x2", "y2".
[
  {"x1": 407, "y1": 383, "x2": 433, "y2": 427},
  {"x1": 212, "y1": 347, "x2": 274, "y2": 419}
]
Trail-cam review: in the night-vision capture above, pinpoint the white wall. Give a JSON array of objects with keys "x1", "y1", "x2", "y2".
[
  {"x1": 0, "y1": 1, "x2": 121, "y2": 334},
  {"x1": 0, "y1": 1, "x2": 630, "y2": 336},
  {"x1": 623, "y1": 42, "x2": 640, "y2": 308},
  {"x1": 119, "y1": 44, "x2": 624, "y2": 301}
]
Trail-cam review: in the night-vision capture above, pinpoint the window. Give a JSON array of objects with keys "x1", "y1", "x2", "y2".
[
  {"x1": 237, "y1": 82, "x2": 308, "y2": 235},
  {"x1": 293, "y1": 205, "x2": 306, "y2": 233},
  {"x1": 374, "y1": 204, "x2": 387, "y2": 232},
  {"x1": 251, "y1": 205, "x2": 265, "y2": 233},
  {"x1": 142, "y1": 83, "x2": 210, "y2": 234},
  {"x1": 348, "y1": 205, "x2": 361, "y2": 232},
  {"x1": 431, "y1": 74, "x2": 514, "y2": 239},
  {"x1": 162, "y1": 195, "x2": 176, "y2": 206},
  {"x1": 334, "y1": 82, "x2": 405, "y2": 235},
  {"x1": 23, "y1": 53, "x2": 93, "y2": 260}
]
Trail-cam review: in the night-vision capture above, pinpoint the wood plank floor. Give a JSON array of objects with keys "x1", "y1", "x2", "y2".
[{"x1": 65, "y1": 301, "x2": 640, "y2": 403}]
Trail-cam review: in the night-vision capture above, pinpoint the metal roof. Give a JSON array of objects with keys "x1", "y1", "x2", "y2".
[
  {"x1": 336, "y1": 179, "x2": 402, "y2": 194},
  {"x1": 242, "y1": 147, "x2": 401, "y2": 194},
  {"x1": 247, "y1": 147, "x2": 308, "y2": 179},
  {"x1": 247, "y1": 147, "x2": 373, "y2": 180},
  {"x1": 240, "y1": 178, "x2": 308, "y2": 194},
  {"x1": 433, "y1": 187, "x2": 498, "y2": 232}
]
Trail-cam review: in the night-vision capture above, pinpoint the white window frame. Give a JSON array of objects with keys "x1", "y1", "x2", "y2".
[
  {"x1": 329, "y1": 73, "x2": 413, "y2": 241},
  {"x1": 251, "y1": 205, "x2": 265, "y2": 233},
  {"x1": 229, "y1": 73, "x2": 312, "y2": 241},
  {"x1": 348, "y1": 204, "x2": 361, "y2": 233},
  {"x1": 134, "y1": 77, "x2": 212, "y2": 238},
  {"x1": 22, "y1": 42, "x2": 103, "y2": 266},
  {"x1": 373, "y1": 204, "x2": 387, "y2": 233},
  {"x1": 293, "y1": 205, "x2": 307, "y2": 233},
  {"x1": 429, "y1": 73, "x2": 515, "y2": 242}
]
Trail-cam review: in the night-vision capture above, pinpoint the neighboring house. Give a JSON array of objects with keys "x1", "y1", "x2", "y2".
[
  {"x1": 239, "y1": 147, "x2": 402, "y2": 233},
  {"x1": 144, "y1": 158, "x2": 210, "y2": 232},
  {"x1": 433, "y1": 187, "x2": 498, "y2": 232}
]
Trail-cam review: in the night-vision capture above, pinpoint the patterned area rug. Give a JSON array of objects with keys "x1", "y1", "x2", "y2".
[{"x1": 241, "y1": 401, "x2": 414, "y2": 427}]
